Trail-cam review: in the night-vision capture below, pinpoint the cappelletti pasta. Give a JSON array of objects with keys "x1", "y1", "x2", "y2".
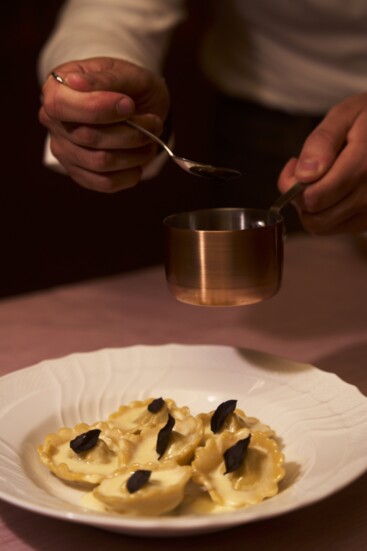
[{"x1": 38, "y1": 397, "x2": 285, "y2": 516}]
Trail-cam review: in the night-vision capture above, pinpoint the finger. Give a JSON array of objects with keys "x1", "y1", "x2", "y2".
[
  {"x1": 63, "y1": 114, "x2": 163, "y2": 150},
  {"x1": 300, "y1": 210, "x2": 367, "y2": 235},
  {"x1": 277, "y1": 157, "x2": 298, "y2": 194},
  {"x1": 50, "y1": 133, "x2": 159, "y2": 174},
  {"x1": 298, "y1": 184, "x2": 367, "y2": 234},
  {"x1": 40, "y1": 103, "x2": 162, "y2": 150},
  {"x1": 294, "y1": 104, "x2": 351, "y2": 182},
  {"x1": 298, "y1": 141, "x2": 367, "y2": 213},
  {"x1": 66, "y1": 164, "x2": 143, "y2": 193},
  {"x1": 279, "y1": 145, "x2": 367, "y2": 215},
  {"x1": 54, "y1": 58, "x2": 159, "y2": 98},
  {"x1": 277, "y1": 157, "x2": 312, "y2": 210}
]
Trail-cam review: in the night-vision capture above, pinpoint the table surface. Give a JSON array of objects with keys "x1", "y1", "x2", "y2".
[{"x1": 0, "y1": 234, "x2": 366, "y2": 551}]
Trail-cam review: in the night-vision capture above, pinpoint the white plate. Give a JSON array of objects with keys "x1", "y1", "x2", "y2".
[{"x1": 0, "y1": 344, "x2": 366, "y2": 537}]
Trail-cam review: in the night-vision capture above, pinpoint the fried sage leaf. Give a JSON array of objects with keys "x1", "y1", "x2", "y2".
[
  {"x1": 126, "y1": 469, "x2": 152, "y2": 494},
  {"x1": 148, "y1": 397, "x2": 165, "y2": 414},
  {"x1": 210, "y1": 399, "x2": 237, "y2": 433},
  {"x1": 156, "y1": 414, "x2": 175, "y2": 458},
  {"x1": 70, "y1": 429, "x2": 101, "y2": 454},
  {"x1": 224, "y1": 435, "x2": 251, "y2": 474}
]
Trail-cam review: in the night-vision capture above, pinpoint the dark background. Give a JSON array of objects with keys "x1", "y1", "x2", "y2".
[{"x1": 0, "y1": 1, "x2": 216, "y2": 298}]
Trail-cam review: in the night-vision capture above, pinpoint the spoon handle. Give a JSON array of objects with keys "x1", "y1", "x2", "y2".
[
  {"x1": 125, "y1": 120, "x2": 174, "y2": 158},
  {"x1": 270, "y1": 181, "x2": 307, "y2": 214}
]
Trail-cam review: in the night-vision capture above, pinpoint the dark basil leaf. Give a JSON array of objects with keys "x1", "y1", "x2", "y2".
[
  {"x1": 210, "y1": 399, "x2": 237, "y2": 433},
  {"x1": 126, "y1": 469, "x2": 152, "y2": 494},
  {"x1": 148, "y1": 397, "x2": 165, "y2": 414},
  {"x1": 70, "y1": 429, "x2": 101, "y2": 454},
  {"x1": 224, "y1": 435, "x2": 251, "y2": 474},
  {"x1": 156, "y1": 414, "x2": 175, "y2": 459}
]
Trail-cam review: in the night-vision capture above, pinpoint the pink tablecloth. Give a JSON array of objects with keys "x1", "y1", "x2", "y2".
[{"x1": 0, "y1": 234, "x2": 366, "y2": 550}]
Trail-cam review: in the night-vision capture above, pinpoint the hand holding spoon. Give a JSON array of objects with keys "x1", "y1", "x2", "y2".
[{"x1": 50, "y1": 71, "x2": 242, "y2": 182}]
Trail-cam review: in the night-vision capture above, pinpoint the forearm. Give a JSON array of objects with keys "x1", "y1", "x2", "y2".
[{"x1": 38, "y1": 0, "x2": 187, "y2": 82}]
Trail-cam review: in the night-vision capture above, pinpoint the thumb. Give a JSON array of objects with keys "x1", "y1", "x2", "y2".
[
  {"x1": 295, "y1": 116, "x2": 346, "y2": 182},
  {"x1": 278, "y1": 157, "x2": 298, "y2": 194}
]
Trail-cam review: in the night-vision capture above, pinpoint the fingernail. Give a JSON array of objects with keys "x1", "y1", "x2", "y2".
[{"x1": 297, "y1": 159, "x2": 319, "y2": 175}]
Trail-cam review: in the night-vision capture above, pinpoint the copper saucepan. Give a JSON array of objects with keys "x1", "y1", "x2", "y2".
[{"x1": 164, "y1": 182, "x2": 306, "y2": 306}]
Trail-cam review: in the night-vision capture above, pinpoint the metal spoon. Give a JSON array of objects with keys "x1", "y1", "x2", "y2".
[
  {"x1": 50, "y1": 71, "x2": 242, "y2": 182},
  {"x1": 125, "y1": 119, "x2": 242, "y2": 181}
]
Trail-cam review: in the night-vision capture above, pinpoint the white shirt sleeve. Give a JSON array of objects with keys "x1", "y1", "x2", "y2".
[{"x1": 38, "y1": 0, "x2": 186, "y2": 80}]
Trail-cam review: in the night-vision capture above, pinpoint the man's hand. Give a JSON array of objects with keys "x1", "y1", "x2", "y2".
[
  {"x1": 39, "y1": 57, "x2": 170, "y2": 192},
  {"x1": 278, "y1": 93, "x2": 367, "y2": 234}
]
